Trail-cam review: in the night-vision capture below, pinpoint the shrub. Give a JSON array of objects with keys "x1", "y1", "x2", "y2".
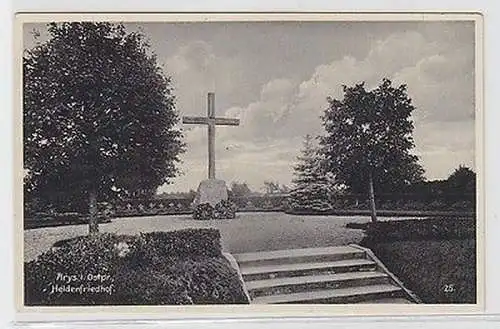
[
  {"x1": 111, "y1": 266, "x2": 193, "y2": 305},
  {"x1": 393, "y1": 199, "x2": 407, "y2": 210},
  {"x1": 214, "y1": 200, "x2": 237, "y2": 219},
  {"x1": 280, "y1": 199, "x2": 291, "y2": 212},
  {"x1": 24, "y1": 229, "x2": 248, "y2": 306},
  {"x1": 450, "y1": 200, "x2": 473, "y2": 210},
  {"x1": 400, "y1": 200, "x2": 426, "y2": 210},
  {"x1": 356, "y1": 201, "x2": 369, "y2": 209},
  {"x1": 171, "y1": 258, "x2": 248, "y2": 304},
  {"x1": 330, "y1": 200, "x2": 343, "y2": 209},
  {"x1": 193, "y1": 201, "x2": 237, "y2": 220},
  {"x1": 428, "y1": 200, "x2": 446, "y2": 210},
  {"x1": 193, "y1": 203, "x2": 214, "y2": 220},
  {"x1": 379, "y1": 201, "x2": 395, "y2": 210}
]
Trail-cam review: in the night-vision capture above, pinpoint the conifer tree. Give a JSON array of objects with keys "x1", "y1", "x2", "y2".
[{"x1": 289, "y1": 135, "x2": 333, "y2": 212}]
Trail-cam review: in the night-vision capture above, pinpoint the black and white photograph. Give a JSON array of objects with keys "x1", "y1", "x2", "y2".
[{"x1": 18, "y1": 13, "x2": 482, "y2": 312}]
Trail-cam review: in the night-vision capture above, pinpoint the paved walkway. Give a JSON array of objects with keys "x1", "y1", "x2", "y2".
[{"x1": 24, "y1": 212, "x2": 420, "y2": 262}]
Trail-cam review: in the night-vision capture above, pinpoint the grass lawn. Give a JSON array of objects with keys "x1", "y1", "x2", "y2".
[{"x1": 368, "y1": 238, "x2": 476, "y2": 303}]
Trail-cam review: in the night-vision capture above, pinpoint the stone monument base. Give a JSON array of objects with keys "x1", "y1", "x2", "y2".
[{"x1": 193, "y1": 179, "x2": 229, "y2": 207}]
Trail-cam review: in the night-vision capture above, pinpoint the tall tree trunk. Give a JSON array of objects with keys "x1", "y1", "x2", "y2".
[
  {"x1": 368, "y1": 171, "x2": 378, "y2": 223},
  {"x1": 88, "y1": 189, "x2": 99, "y2": 235}
]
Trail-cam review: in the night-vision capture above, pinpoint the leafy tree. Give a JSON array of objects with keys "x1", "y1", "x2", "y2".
[
  {"x1": 229, "y1": 182, "x2": 253, "y2": 199},
  {"x1": 321, "y1": 79, "x2": 424, "y2": 222},
  {"x1": 289, "y1": 134, "x2": 333, "y2": 212},
  {"x1": 24, "y1": 22, "x2": 184, "y2": 234},
  {"x1": 446, "y1": 165, "x2": 476, "y2": 194},
  {"x1": 263, "y1": 181, "x2": 290, "y2": 195}
]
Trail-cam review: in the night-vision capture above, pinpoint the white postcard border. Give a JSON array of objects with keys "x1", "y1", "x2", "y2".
[{"x1": 13, "y1": 11, "x2": 485, "y2": 321}]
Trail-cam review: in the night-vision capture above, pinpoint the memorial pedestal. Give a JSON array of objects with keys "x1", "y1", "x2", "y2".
[{"x1": 193, "y1": 179, "x2": 229, "y2": 207}]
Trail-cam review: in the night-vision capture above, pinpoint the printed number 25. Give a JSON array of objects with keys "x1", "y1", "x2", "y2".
[{"x1": 444, "y1": 284, "x2": 455, "y2": 293}]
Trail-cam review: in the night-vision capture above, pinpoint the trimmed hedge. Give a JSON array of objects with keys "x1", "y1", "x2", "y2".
[
  {"x1": 24, "y1": 229, "x2": 249, "y2": 306},
  {"x1": 24, "y1": 213, "x2": 111, "y2": 229},
  {"x1": 140, "y1": 229, "x2": 222, "y2": 256},
  {"x1": 360, "y1": 216, "x2": 477, "y2": 304},
  {"x1": 100, "y1": 191, "x2": 476, "y2": 218},
  {"x1": 366, "y1": 239, "x2": 476, "y2": 304},
  {"x1": 362, "y1": 217, "x2": 476, "y2": 243}
]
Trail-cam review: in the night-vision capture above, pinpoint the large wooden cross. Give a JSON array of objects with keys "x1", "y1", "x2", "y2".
[{"x1": 182, "y1": 92, "x2": 240, "y2": 180}]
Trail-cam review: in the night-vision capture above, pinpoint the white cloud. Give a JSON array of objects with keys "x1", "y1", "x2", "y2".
[
  {"x1": 393, "y1": 49, "x2": 475, "y2": 124},
  {"x1": 160, "y1": 30, "x2": 475, "y2": 192},
  {"x1": 165, "y1": 40, "x2": 247, "y2": 118}
]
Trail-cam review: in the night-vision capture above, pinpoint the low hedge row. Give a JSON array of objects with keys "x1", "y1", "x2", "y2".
[
  {"x1": 25, "y1": 229, "x2": 249, "y2": 305},
  {"x1": 361, "y1": 217, "x2": 476, "y2": 243},
  {"x1": 135, "y1": 229, "x2": 223, "y2": 258},
  {"x1": 24, "y1": 215, "x2": 111, "y2": 230}
]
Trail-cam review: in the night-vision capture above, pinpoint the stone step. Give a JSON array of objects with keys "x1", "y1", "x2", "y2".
[
  {"x1": 252, "y1": 284, "x2": 404, "y2": 304},
  {"x1": 246, "y1": 271, "x2": 390, "y2": 298},
  {"x1": 233, "y1": 246, "x2": 366, "y2": 267},
  {"x1": 241, "y1": 259, "x2": 377, "y2": 281}
]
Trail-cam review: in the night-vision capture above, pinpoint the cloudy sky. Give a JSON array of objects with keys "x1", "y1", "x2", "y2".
[{"x1": 24, "y1": 20, "x2": 476, "y2": 193}]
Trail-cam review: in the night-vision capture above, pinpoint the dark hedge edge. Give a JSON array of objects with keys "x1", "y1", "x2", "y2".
[
  {"x1": 24, "y1": 215, "x2": 111, "y2": 230},
  {"x1": 360, "y1": 217, "x2": 476, "y2": 304},
  {"x1": 359, "y1": 216, "x2": 475, "y2": 243},
  {"x1": 24, "y1": 229, "x2": 249, "y2": 306},
  {"x1": 287, "y1": 209, "x2": 475, "y2": 217},
  {"x1": 363, "y1": 239, "x2": 476, "y2": 304}
]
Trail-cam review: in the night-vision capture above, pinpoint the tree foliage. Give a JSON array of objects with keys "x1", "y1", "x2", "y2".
[
  {"x1": 321, "y1": 79, "x2": 424, "y2": 221},
  {"x1": 24, "y1": 23, "x2": 184, "y2": 216},
  {"x1": 289, "y1": 135, "x2": 333, "y2": 212},
  {"x1": 262, "y1": 181, "x2": 290, "y2": 195},
  {"x1": 228, "y1": 182, "x2": 253, "y2": 199},
  {"x1": 446, "y1": 165, "x2": 476, "y2": 194}
]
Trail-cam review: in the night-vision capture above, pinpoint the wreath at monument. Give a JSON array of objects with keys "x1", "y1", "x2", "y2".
[
  {"x1": 192, "y1": 203, "x2": 215, "y2": 220},
  {"x1": 214, "y1": 200, "x2": 237, "y2": 219},
  {"x1": 193, "y1": 200, "x2": 237, "y2": 220}
]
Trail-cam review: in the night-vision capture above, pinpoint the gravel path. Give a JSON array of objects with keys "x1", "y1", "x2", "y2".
[{"x1": 24, "y1": 213, "x2": 418, "y2": 262}]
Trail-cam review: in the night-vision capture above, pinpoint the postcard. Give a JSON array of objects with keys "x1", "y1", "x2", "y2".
[{"x1": 14, "y1": 12, "x2": 484, "y2": 319}]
